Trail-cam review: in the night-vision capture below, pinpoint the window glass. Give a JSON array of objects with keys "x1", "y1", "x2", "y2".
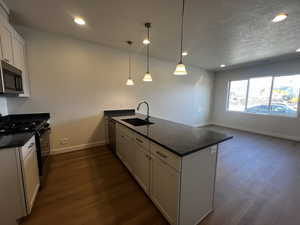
[
  {"x1": 246, "y1": 77, "x2": 272, "y2": 114},
  {"x1": 228, "y1": 80, "x2": 248, "y2": 111},
  {"x1": 270, "y1": 75, "x2": 300, "y2": 117}
]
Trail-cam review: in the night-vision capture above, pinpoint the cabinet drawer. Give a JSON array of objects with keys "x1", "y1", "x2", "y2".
[
  {"x1": 151, "y1": 142, "x2": 181, "y2": 172},
  {"x1": 117, "y1": 124, "x2": 135, "y2": 138},
  {"x1": 134, "y1": 133, "x2": 150, "y2": 151},
  {"x1": 21, "y1": 136, "x2": 36, "y2": 160}
]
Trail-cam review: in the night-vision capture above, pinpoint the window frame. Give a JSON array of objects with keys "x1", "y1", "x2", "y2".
[{"x1": 226, "y1": 74, "x2": 300, "y2": 118}]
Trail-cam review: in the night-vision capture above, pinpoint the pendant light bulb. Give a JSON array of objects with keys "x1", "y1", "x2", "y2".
[
  {"x1": 126, "y1": 78, "x2": 134, "y2": 85},
  {"x1": 174, "y1": 63, "x2": 187, "y2": 75},
  {"x1": 143, "y1": 72, "x2": 152, "y2": 82},
  {"x1": 126, "y1": 41, "x2": 134, "y2": 86},
  {"x1": 174, "y1": 0, "x2": 188, "y2": 76},
  {"x1": 143, "y1": 39, "x2": 150, "y2": 45}
]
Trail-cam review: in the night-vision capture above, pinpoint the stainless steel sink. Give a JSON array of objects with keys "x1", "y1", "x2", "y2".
[{"x1": 122, "y1": 118, "x2": 154, "y2": 126}]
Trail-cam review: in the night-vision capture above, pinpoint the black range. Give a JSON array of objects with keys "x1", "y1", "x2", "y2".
[{"x1": 113, "y1": 114, "x2": 233, "y2": 156}]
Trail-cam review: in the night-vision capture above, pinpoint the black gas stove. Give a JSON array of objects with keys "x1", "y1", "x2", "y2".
[{"x1": 0, "y1": 119, "x2": 47, "y2": 134}]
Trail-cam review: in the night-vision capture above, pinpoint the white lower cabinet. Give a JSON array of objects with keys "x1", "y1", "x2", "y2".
[
  {"x1": 20, "y1": 138, "x2": 40, "y2": 214},
  {"x1": 133, "y1": 143, "x2": 151, "y2": 193},
  {"x1": 116, "y1": 123, "x2": 218, "y2": 225},
  {"x1": 0, "y1": 136, "x2": 40, "y2": 225},
  {"x1": 151, "y1": 155, "x2": 180, "y2": 224},
  {"x1": 116, "y1": 126, "x2": 135, "y2": 173}
]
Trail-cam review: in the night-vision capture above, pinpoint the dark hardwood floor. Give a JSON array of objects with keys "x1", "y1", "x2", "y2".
[{"x1": 21, "y1": 126, "x2": 300, "y2": 225}]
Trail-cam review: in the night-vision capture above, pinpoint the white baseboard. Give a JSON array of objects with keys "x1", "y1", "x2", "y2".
[
  {"x1": 51, "y1": 140, "x2": 106, "y2": 155},
  {"x1": 192, "y1": 121, "x2": 212, "y2": 128},
  {"x1": 197, "y1": 123, "x2": 213, "y2": 128},
  {"x1": 211, "y1": 122, "x2": 300, "y2": 142}
]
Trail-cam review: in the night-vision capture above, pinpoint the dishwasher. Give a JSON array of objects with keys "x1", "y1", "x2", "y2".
[{"x1": 104, "y1": 109, "x2": 135, "y2": 154}]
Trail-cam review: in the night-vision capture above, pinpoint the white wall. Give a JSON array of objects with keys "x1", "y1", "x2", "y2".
[
  {"x1": 0, "y1": 97, "x2": 7, "y2": 115},
  {"x1": 212, "y1": 58, "x2": 300, "y2": 141},
  {"x1": 6, "y1": 27, "x2": 215, "y2": 152}
]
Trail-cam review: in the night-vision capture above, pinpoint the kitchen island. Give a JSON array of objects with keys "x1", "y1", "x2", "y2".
[{"x1": 113, "y1": 114, "x2": 232, "y2": 225}]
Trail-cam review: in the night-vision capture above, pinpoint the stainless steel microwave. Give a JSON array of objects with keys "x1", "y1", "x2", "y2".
[{"x1": 0, "y1": 60, "x2": 23, "y2": 94}]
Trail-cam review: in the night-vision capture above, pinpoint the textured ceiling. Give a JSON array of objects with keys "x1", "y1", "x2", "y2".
[{"x1": 4, "y1": 0, "x2": 300, "y2": 71}]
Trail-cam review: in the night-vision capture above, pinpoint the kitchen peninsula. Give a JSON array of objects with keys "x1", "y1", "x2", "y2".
[{"x1": 113, "y1": 114, "x2": 233, "y2": 225}]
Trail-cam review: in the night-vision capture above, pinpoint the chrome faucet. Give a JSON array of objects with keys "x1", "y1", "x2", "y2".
[{"x1": 137, "y1": 101, "x2": 150, "y2": 121}]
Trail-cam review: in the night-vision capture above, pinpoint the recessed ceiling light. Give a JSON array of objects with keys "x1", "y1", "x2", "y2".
[
  {"x1": 74, "y1": 17, "x2": 86, "y2": 25},
  {"x1": 296, "y1": 48, "x2": 300, "y2": 52},
  {"x1": 182, "y1": 52, "x2": 188, "y2": 56},
  {"x1": 272, "y1": 13, "x2": 288, "y2": 23},
  {"x1": 220, "y1": 64, "x2": 226, "y2": 68}
]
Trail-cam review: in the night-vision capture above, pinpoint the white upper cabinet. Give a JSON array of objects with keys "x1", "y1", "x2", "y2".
[
  {"x1": 12, "y1": 34, "x2": 24, "y2": 69},
  {"x1": 12, "y1": 33, "x2": 30, "y2": 97},
  {"x1": 0, "y1": 22, "x2": 14, "y2": 64},
  {"x1": 0, "y1": 14, "x2": 31, "y2": 97}
]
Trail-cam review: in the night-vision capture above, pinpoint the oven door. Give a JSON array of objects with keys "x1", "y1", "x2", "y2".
[
  {"x1": 36, "y1": 126, "x2": 51, "y2": 177},
  {"x1": 0, "y1": 60, "x2": 23, "y2": 94}
]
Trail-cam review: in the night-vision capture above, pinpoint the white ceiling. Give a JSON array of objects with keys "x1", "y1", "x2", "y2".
[{"x1": 4, "y1": 0, "x2": 300, "y2": 71}]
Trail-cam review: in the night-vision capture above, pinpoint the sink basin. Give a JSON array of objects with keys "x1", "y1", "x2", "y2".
[{"x1": 122, "y1": 118, "x2": 154, "y2": 126}]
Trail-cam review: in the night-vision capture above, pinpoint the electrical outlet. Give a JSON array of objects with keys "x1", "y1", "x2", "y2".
[{"x1": 60, "y1": 138, "x2": 69, "y2": 145}]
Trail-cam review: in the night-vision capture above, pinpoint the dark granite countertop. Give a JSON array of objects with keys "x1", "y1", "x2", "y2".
[
  {"x1": 0, "y1": 133, "x2": 34, "y2": 149},
  {"x1": 113, "y1": 114, "x2": 233, "y2": 157}
]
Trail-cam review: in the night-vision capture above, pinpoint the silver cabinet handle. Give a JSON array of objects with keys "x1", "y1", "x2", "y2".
[
  {"x1": 136, "y1": 138, "x2": 144, "y2": 144},
  {"x1": 156, "y1": 151, "x2": 167, "y2": 159}
]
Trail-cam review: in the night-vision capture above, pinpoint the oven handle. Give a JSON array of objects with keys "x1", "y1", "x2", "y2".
[{"x1": 35, "y1": 129, "x2": 41, "y2": 137}]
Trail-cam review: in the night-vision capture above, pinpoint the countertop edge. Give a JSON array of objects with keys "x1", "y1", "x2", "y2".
[{"x1": 0, "y1": 132, "x2": 35, "y2": 150}]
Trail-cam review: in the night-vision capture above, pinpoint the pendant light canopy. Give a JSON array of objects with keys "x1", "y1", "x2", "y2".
[
  {"x1": 174, "y1": 0, "x2": 188, "y2": 75},
  {"x1": 126, "y1": 41, "x2": 134, "y2": 86},
  {"x1": 143, "y1": 23, "x2": 153, "y2": 82}
]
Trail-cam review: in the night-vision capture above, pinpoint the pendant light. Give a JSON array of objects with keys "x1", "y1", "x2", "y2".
[
  {"x1": 143, "y1": 23, "x2": 152, "y2": 82},
  {"x1": 174, "y1": 0, "x2": 188, "y2": 75},
  {"x1": 126, "y1": 41, "x2": 134, "y2": 86}
]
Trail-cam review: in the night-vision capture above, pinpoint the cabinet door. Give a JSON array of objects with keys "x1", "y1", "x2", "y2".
[
  {"x1": 116, "y1": 129, "x2": 127, "y2": 163},
  {"x1": 22, "y1": 145, "x2": 40, "y2": 214},
  {"x1": 12, "y1": 34, "x2": 30, "y2": 97},
  {"x1": 134, "y1": 144, "x2": 151, "y2": 194},
  {"x1": 0, "y1": 22, "x2": 14, "y2": 63},
  {"x1": 116, "y1": 128, "x2": 133, "y2": 171},
  {"x1": 151, "y1": 156, "x2": 180, "y2": 225},
  {"x1": 125, "y1": 136, "x2": 136, "y2": 173},
  {"x1": 12, "y1": 36, "x2": 23, "y2": 69}
]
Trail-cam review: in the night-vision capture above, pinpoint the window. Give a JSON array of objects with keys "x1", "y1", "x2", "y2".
[
  {"x1": 227, "y1": 75, "x2": 300, "y2": 117},
  {"x1": 270, "y1": 75, "x2": 300, "y2": 117},
  {"x1": 227, "y1": 80, "x2": 248, "y2": 111}
]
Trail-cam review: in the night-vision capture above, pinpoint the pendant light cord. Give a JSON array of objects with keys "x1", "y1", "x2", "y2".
[
  {"x1": 147, "y1": 26, "x2": 150, "y2": 73},
  {"x1": 129, "y1": 51, "x2": 131, "y2": 79},
  {"x1": 127, "y1": 41, "x2": 132, "y2": 79},
  {"x1": 180, "y1": 0, "x2": 185, "y2": 63}
]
